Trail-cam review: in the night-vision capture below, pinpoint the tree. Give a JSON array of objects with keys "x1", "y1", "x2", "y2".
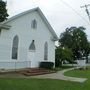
[
  {"x1": 59, "y1": 26, "x2": 89, "y2": 61},
  {"x1": 55, "y1": 46, "x2": 73, "y2": 67},
  {"x1": 0, "y1": 0, "x2": 8, "y2": 22}
]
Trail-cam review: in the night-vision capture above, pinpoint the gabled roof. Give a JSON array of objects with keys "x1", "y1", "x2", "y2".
[{"x1": 1, "y1": 7, "x2": 58, "y2": 40}]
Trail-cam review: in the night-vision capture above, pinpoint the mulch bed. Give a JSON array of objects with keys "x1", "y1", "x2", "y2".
[{"x1": 0, "y1": 68, "x2": 56, "y2": 76}]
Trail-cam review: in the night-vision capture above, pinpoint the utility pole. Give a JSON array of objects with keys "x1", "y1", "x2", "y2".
[{"x1": 81, "y1": 4, "x2": 90, "y2": 21}]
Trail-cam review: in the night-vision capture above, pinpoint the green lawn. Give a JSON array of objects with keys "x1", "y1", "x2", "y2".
[
  {"x1": 0, "y1": 67, "x2": 90, "y2": 90},
  {"x1": 0, "y1": 78, "x2": 84, "y2": 90},
  {"x1": 64, "y1": 68, "x2": 90, "y2": 90}
]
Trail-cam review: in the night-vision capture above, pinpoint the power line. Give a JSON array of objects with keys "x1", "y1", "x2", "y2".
[
  {"x1": 81, "y1": 4, "x2": 90, "y2": 22},
  {"x1": 83, "y1": 0, "x2": 90, "y2": 4},
  {"x1": 60, "y1": 0, "x2": 90, "y2": 25}
]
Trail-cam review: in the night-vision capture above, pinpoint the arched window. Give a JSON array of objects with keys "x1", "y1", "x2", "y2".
[
  {"x1": 29, "y1": 40, "x2": 36, "y2": 51},
  {"x1": 31, "y1": 19, "x2": 37, "y2": 29},
  {"x1": 12, "y1": 35, "x2": 19, "y2": 59},
  {"x1": 44, "y1": 42, "x2": 48, "y2": 60}
]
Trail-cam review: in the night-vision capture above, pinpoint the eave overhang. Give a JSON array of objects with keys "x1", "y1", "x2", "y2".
[{"x1": 0, "y1": 24, "x2": 11, "y2": 30}]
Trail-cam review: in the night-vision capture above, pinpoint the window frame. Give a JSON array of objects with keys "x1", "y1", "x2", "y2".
[
  {"x1": 12, "y1": 35, "x2": 19, "y2": 60},
  {"x1": 31, "y1": 19, "x2": 37, "y2": 29},
  {"x1": 44, "y1": 42, "x2": 48, "y2": 60},
  {"x1": 29, "y1": 40, "x2": 36, "y2": 52}
]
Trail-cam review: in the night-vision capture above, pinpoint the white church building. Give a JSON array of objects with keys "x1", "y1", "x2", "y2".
[{"x1": 0, "y1": 7, "x2": 58, "y2": 69}]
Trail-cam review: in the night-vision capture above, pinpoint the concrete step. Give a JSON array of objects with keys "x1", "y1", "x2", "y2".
[{"x1": 21, "y1": 68, "x2": 56, "y2": 76}]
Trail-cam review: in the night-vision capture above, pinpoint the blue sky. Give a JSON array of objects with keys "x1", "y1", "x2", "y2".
[{"x1": 5, "y1": 0, "x2": 90, "y2": 40}]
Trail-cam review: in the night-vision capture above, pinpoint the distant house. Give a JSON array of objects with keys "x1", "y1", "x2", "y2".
[{"x1": 0, "y1": 7, "x2": 58, "y2": 69}]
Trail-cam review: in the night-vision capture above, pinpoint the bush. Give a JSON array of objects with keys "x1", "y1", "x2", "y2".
[
  {"x1": 55, "y1": 46, "x2": 73, "y2": 67},
  {"x1": 39, "y1": 62, "x2": 54, "y2": 69}
]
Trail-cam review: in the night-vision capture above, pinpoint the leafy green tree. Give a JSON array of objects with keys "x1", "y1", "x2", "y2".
[
  {"x1": 0, "y1": 0, "x2": 8, "y2": 22},
  {"x1": 55, "y1": 46, "x2": 73, "y2": 67},
  {"x1": 86, "y1": 42, "x2": 90, "y2": 62},
  {"x1": 59, "y1": 26, "x2": 89, "y2": 61}
]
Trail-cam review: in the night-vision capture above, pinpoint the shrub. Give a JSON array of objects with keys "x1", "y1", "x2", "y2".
[{"x1": 39, "y1": 62, "x2": 54, "y2": 69}]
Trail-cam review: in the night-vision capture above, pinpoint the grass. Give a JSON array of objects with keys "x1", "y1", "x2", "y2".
[
  {"x1": 65, "y1": 68, "x2": 90, "y2": 78},
  {"x1": 0, "y1": 78, "x2": 84, "y2": 90},
  {"x1": 0, "y1": 66, "x2": 90, "y2": 90},
  {"x1": 54, "y1": 66, "x2": 74, "y2": 71},
  {"x1": 64, "y1": 68, "x2": 90, "y2": 90}
]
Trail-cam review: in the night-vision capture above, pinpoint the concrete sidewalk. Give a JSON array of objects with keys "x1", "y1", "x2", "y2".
[{"x1": 31, "y1": 68, "x2": 87, "y2": 83}]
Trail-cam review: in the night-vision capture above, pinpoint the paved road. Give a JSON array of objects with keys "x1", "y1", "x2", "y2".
[{"x1": 31, "y1": 68, "x2": 87, "y2": 83}]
